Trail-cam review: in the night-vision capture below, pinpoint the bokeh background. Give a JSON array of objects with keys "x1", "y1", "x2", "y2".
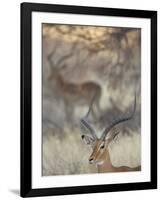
[{"x1": 42, "y1": 24, "x2": 141, "y2": 176}]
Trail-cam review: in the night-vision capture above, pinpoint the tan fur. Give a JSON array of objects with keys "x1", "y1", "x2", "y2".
[{"x1": 89, "y1": 139, "x2": 141, "y2": 173}]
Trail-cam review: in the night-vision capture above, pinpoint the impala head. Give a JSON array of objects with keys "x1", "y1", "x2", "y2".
[
  {"x1": 80, "y1": 93, "x2": 136, "y2": 165},
  {"x1": 85, "y1": 137, "x2": 107, "y2": 165}
]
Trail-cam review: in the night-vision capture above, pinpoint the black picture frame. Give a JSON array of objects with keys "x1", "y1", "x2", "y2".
[{"x1": 20, "y1": 2, "x2": 157, "y2": 197}]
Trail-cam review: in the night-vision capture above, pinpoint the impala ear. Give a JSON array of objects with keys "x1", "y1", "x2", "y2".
[
  {"x1": 81, "y1": 135, "x2": 94, "y2": 145},
  {"x1": 105, "y1": 130, "x2": 120, "y2": 144}
]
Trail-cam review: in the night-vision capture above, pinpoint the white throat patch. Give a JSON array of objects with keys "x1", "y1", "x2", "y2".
[{"x1": 96, "y1": 160, "x2": 104, "y2": 166}]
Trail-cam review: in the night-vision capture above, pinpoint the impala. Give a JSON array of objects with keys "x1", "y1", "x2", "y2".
[
  {"x1": 47, "y1": 46, "x2": 101, "y2": 121},
  {"x1": 80, "y1": 93, "x2": 141, "y2": 173}
]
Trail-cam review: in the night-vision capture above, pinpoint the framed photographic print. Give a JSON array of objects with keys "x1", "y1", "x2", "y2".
[{"x1": 20, "y1": 2, "x2": 157, "y2": 197}]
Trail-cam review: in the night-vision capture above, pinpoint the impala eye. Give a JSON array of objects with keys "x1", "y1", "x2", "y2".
[{"x1": 100, "y1": 144, "x2": 105, "y2": 149}]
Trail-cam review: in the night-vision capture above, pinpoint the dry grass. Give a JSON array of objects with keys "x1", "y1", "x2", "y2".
[
  {"x1": 42, "y1": 128, "x2": 97, "y2": 176},
  {"x1": 42, "y1": 24, "x2": 141, "y2": 176},
  {"x1": 43, "y1": 127, "x2": 141, "y2": 176}
]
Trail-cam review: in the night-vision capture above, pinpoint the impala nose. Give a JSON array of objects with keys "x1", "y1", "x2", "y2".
[{"x1": 89, "y1": 158, "x2": 94, "y2": 164}]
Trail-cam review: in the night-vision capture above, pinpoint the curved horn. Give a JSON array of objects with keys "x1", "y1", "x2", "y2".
[
  {"x1": 80, "y1": 93, "x2": 98, "y2": 139},
  {"x1": 101, "y1": 93, "x2": 136, "y2": 141}
]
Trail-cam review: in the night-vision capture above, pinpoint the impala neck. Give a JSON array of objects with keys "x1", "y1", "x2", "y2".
[
  {"x1": 97, "y1": 148, "x2": 116, "y2": 173},
  {"x1": 97, "y1": 148, "x2": 141, "y2": 173}
]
